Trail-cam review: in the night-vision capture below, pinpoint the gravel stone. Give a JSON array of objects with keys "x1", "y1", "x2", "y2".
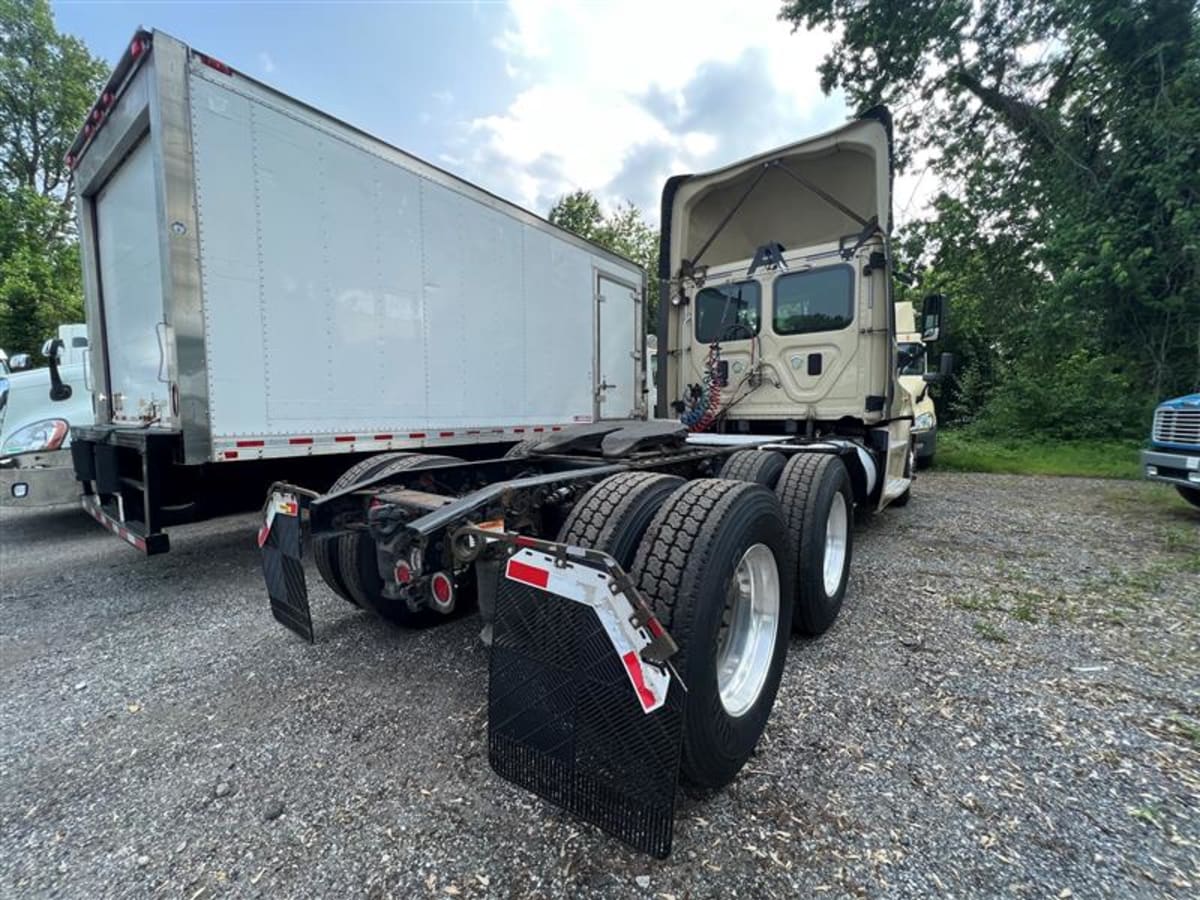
[
  {"x1": 262, "y1": 800, "x2": 285, "y2": 821},
  {"x1": 1, "y1": 473, "x2": 1196, "y2": 898}
]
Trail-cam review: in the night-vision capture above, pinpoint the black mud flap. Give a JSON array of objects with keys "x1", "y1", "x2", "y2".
[
  {"x1": 487, "y1": 547, "x2": 684, "y2": 858},
  {"x1": 260, "y1": 492, "x2": 313, "y2": 643}
]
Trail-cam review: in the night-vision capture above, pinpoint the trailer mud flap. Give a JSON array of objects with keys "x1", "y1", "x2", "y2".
[
  {"x1": 260, "y1": 492, "x2": 313, "y2": 643},
  {"x1": 487, "y1": 550, "x2": 684, "y2": 858}
]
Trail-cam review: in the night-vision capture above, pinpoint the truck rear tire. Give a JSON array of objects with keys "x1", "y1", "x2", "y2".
[
  {"x1": 632, "y1": 479, "x2": 793, "y2": 789},
  {"x1": 314, "y1": 452, "x2": 413, "y2": 605},
  {"x1": 774, "y1": 453, "x2": 854, "y2": 636},
  {"x1": 339, "y1": 454, "x2": 459, "y2": 625},
  {"x1": 557, "y1": 472, "x2": 685, "y2": 568},
  {"x1": 718, "y1": 449, "x2": 786, "y2": 487},
  {"x1": 1178, "y1": 486, "x2": 1200, "y2": 509}
]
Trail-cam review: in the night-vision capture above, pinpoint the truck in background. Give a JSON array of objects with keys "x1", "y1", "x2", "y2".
[
  {"x1": 63, "y1": 30, "x2": 645, "y2": 553},
  {"x1": 1142, "y1": 393, "x2": 1200, "y2": 508},
  {"x1": 1, "y1": 325, "x2": 93, "y2": 508},
  {"x1": 895, "y1": 300, "x2": 948, "y2": 467},
  {"x1": 256, "y1": 107, "x2": 949, "y2": 856}
]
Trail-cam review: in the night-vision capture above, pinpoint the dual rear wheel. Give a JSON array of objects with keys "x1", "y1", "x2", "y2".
[
  {"x1": 558, "y1": 451, "x2": 854, "y2": 788},
  {"x1": 314, "y1": 452, "x2": 459, "y2": 626}
]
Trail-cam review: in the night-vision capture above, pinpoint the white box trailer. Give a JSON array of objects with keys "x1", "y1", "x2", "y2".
[{"x1": 65, "y1": 29, "x2": 645, "y2": 552}]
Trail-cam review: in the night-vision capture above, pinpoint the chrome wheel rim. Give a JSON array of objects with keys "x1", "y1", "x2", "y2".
[
  {"x1": 823, "y1": 493, "x2": 849, "y2": 596},
  {"x1": 715, "y1": 543, "x2": 781, "y2": 718}
]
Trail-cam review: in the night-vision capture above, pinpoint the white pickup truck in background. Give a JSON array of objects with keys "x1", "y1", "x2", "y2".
[{"x1": 0, "y1": 324, "x2": 93, "y2": 508}]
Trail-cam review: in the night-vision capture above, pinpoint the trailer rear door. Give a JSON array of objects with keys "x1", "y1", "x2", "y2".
[
  {"x1": 596, "y1": 274, "x2": 640, "y2": 419},
  {"x1": 94, "y1": 136, "x2": 169, "y2": 424}
]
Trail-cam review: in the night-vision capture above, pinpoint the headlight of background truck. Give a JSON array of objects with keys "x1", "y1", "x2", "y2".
[
  {"x1": 914, "y1": 412, "x2": 935, "y2": 431},
  {"x1": 1, "y1": 418, "x2": 69, "y2": 455}
]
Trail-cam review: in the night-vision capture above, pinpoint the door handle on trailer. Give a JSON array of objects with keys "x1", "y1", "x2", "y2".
[{"x1": 155, "y1": 321, "x2": 170, "y2": 383}]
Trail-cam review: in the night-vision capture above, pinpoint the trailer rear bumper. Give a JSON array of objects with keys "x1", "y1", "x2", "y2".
[
  {"x1": 80, "y1": 494, "x2": 167, "y2": 553},
  {"x1": 0, "y1": 450, "x2": 80, "y2": 508},
  {"x1": 69, "y1": 425, "x2": 181, "y2": 554}
]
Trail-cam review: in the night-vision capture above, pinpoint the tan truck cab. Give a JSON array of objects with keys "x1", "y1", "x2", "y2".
[{"x1": 895, "y1": 301, "x2": 940, "y2": 466}]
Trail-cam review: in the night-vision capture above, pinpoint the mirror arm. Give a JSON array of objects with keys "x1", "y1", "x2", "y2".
[{"x1": 47, "y1": 338, "x2": 72, "y2": 402}]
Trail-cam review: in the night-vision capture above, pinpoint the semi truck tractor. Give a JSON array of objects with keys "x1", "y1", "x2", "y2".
[
  {"x1": 1142, "y1": 394, "x2": 1200, "y2": 507},
  {"x1": 63, "y1": 30, "x2": 645, "y2": 553},
  {"x1": 1, "y1": 325, "x2": 94, "y2": 509},
  {"x1": 895, "y1": 300, "x2": 951, "y2": 467},
  {"x1": 255, "y1": 103, "x2": 948, "y2": 855}
]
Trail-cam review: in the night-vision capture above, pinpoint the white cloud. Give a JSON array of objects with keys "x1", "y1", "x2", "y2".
[
  {"x1": 258, "y1": 51, "x2": 276, "y2": 75},
  {"x1": 432, "y1": 89, "x2": 454, "y2": 105},
  {"x1": 462, "y1": 0, "x2": 848, "y2": 219}
]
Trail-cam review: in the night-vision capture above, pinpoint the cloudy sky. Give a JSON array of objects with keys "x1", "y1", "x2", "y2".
[{"x1": 56, "y1": 1, "x2": 926, "y2": 225}]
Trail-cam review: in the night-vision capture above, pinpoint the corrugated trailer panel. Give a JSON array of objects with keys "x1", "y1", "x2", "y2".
[{"x1": 188, "y1": 64, "x2": 632, "y2": 450}]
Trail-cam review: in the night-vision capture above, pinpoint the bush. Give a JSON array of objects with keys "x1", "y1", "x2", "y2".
[{"x1": 971, "y1": 350, "x2": 1150, "y2": 441}]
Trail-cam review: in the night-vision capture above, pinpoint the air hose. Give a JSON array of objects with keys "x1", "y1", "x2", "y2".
[{"x1": 680, "y1": 344, "x2": 723, "y2": 432}]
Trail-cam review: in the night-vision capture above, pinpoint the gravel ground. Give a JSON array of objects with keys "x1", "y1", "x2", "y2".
[{"x1": 1, "y1": 472, "x2": 1197, "y2": 898}]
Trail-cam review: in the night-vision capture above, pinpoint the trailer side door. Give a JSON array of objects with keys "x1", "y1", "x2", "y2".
[{"x1": 595, "y1": 273, "x2": 640, "y2": 420}]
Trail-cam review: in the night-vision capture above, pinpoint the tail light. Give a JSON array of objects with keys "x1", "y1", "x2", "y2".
[
  {"x1": 130, "y1": 37, "x2": 145, "y2": 59},
  {"x1": 430, "y1": 572, "x2": 454, "y2": 612},
  {"x1": 394, "y1": 561, "x2": 413, "y2": 585},
  {"x1": 199, "y1": 54, "x2": 232, "y2": 75}
]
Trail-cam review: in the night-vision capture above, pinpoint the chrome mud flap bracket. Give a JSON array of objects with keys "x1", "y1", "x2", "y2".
[
  {"x1": 458, "y1": 529, "x2": 685, "y2": 858},
  {"x1": 259, "y1": 486, "x2": 317, "y2": 643}
]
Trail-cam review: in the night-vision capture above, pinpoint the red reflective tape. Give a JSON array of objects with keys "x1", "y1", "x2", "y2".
[
  {"x1": 506, "y1": 558, "x2": 549, "y2": 589},
  {"x1": 533, "y1": 427, "x2": 545, "y2": 433},
  {"x1": 335, "y1": 435, "x2": 356, "y2": 443},
  {"x1": 224, "y1": 450, "x2": 238, "y2": 459},
  {"x1": 646, "y1": 617, "x2": 665, "y2": 639},
  {"x1": 439, "y1": 431, "x2": 454, "y2": 437},
  {"x1": 289, "y1": 437, "x2": 313, "y2": 445},
  {"x1": 514, "y1": 536, "x2": 539, "y2": 548},
  {"x1": 621, "y1": 651, "x2": 656, "y2": 711},
  {"x1": 257, "y1": 523, "x2": 270, "y2": 548},
  {"x1": 409, "y1": 432, "x2": 427, "y2": 438},
  {"x1": 513, "y1": 428, "x2": 525, "y2": 434},
  {"x1": 373, "y1": 434, "x2": 393, "y2": 441},
  {"x1": 236, "y1": 439, "x2": 264, "y2": 448},
  {"x1": 552, "y1": 426, "x2": 562, "y2": 432}
]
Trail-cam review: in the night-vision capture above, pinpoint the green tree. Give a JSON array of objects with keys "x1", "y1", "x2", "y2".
[
  {"x1": 0, "y1": 0, "x2": 106, "y2": 355},
  {"x1": 783, "y1": 0, "x2": 1200, "y2": 434},
  {"x1": 549, "y1": 189, "x2": 661, "y2": 325}
]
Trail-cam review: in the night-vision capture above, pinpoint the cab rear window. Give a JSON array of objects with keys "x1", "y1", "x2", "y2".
[
  {"x1": 695, "y1": 281, "x2": 761, "y2": 343},
  {"x1": 773, "y1": 266, "x2": 854, "y2": 335}
]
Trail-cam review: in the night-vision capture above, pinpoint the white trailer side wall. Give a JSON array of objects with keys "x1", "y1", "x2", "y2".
[{"x1": 188, "y1": 64, "x2": 636, "y2": 451}]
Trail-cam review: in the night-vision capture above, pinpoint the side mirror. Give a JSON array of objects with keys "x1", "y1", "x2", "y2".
[
  {"x1": 45, "y1": 338, "x2": 72, "y2": 402},
  {"x1": 923, "y1": 352, "x2": 955, "y2": 384},
  {"x1": 921, "y1": 293, "x2": 945, "y2": 342},
  {"x1": 9, "y1": 353, "x2": 32, "y2": 371}
]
